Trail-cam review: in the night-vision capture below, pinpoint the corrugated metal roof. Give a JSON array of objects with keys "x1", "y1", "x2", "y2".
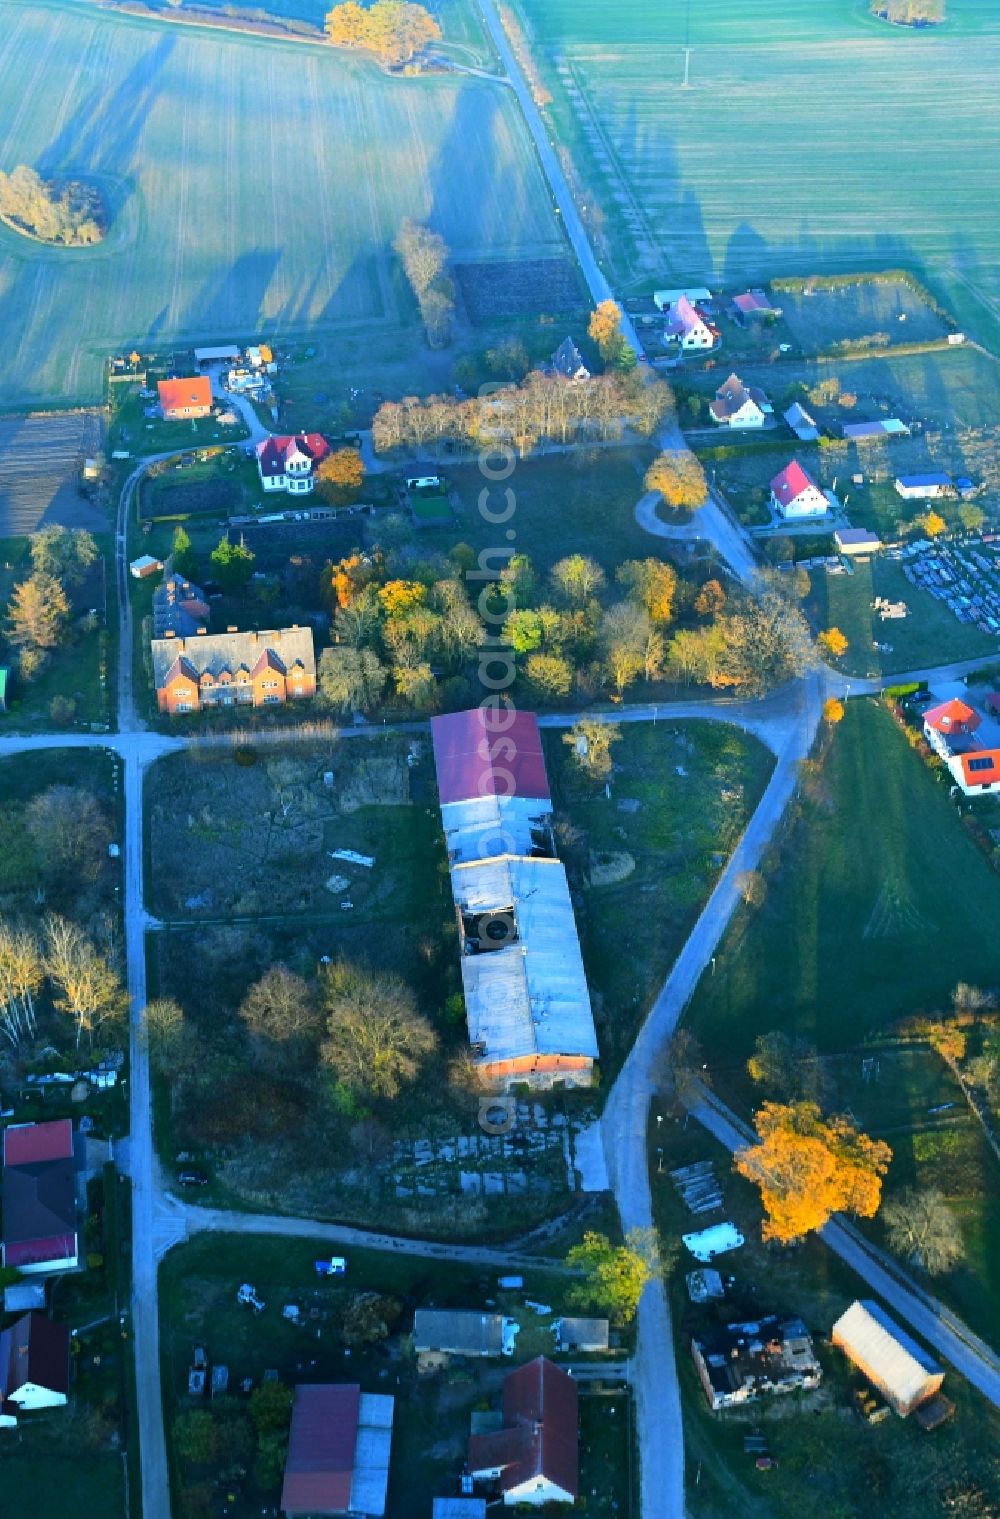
[
  {"x1": 441, "y1": 795, "x2": 552, "y2": 865},
  {"x1": 413, "y1": 1310, "x2": 504, "y2": 1356},
  {"x1": 453, "y1": 857, "x2": 597, "y2": 1063},
  {"x1": 832, "y1": 1300, "x2": 941, "y2": 1409},
  {"x1": 431, "y1": 709, "x2": 550, "y2": 806}
]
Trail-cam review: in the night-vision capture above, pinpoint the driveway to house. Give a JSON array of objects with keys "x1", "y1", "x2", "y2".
[{"x1": 690, "y1": 1088, "x2": 1000, "y2": 1408}]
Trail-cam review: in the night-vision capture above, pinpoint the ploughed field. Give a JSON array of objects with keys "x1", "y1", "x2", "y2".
[
  {"x1": 522, "y1": 0, "x2": 1000, "y2": 340},
  {"x1": 0, "y1": 0, "x2": 559, "y2": 407}
]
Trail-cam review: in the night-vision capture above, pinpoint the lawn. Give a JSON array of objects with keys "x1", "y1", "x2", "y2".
[
  {"x1": 544, "y1": 720, "x2": 774, "y2": 1079},
  {"x1": 686, "y1": 699, "x2": 1000, "y2": 1055},
  {"x1": 0, "y1": 0, "x2": 561, "y2": 408},
  {"x1": 159, "y1": 1232, "x2": 618, "y2": 1519},
  {"x1": 522, "y1": 0, "x2": 1000, "y2": 346},
  {"x1": 440, "y1": 448, "x2": 659, "y2": 575},
  {"x1": 805, "y1": 557, "x2": 999, "y2": 677},
  {"x1": 649, "y1": 1111, "x2": 1000, "y2": 1519}
]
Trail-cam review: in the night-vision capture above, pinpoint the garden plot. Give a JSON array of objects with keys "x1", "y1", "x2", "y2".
[
  {"x1": 146, "y1": 739, "x2": 439, "y2": 920},
  {"x1": 390, "y1": 1103, "x2": 581, "y2": 1201},
  {"x1": 776, "y1": 278, "x2": 950, "y2": 354},
  {"x1": 454, "y1": 257, "x2": 586, "y2": 322}
]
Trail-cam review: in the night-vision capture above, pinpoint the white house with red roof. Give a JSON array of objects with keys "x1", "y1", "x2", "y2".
[
  {"x1": 770, "y1": 460, "x2": 831, "y2": 519},
  {"x1": 0, "y1": 1313, "x2": 71, "y2": 1426},
  {"x1": 709, "y1": 373, "x2": 772, "y2": 429},
  {"x1": 922, "y1": 694, "x2": 1000, "y2": 795},
  {"x1": 255, "y1": 433, "x2": 331, "y2": 495},
  {"x1": 467, "y1": 1357, "x2": 578, "y2": 1507},
  {"x1": 1, "y1": 1121, "x2": 79, "y2": 1277},
  {"x1": 664, "y1": 295, "x2": 718, "y2": 352}
]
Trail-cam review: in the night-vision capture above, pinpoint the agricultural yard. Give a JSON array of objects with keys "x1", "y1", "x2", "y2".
[
  {"x1": 650, "y1": 1115, "x2": 1000, "y2": 1519},
  {"x1": 686, "y1": 700, "x2": 1000, "y2": 1054},
  {"x1": 544, "y1": 721, "x2": 774, "y2": 1079},
  {"x1": 0, "y1": 412, "x2": 106, "y2": 534},
  {"x1": 0, "y1": 0, "x2": 562, "y2": 408},
  {"x1": 520, "y1": 0, "x2": 1000, "y2": 345},
  {"x1": 805, "y1": 555, "x2": 998, "y2": 678},
  {"x1": 159, "y1": 1234, "x2": 630, "y2": 1519}
]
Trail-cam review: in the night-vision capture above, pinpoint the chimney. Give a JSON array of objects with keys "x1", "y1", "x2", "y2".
[
  {"x1": 196, "y1": 627, "x2": 207, "y2": 636},
  {"x1": 227, "y1": 625, "x2": 237, "y2": 633},
  {"x1": 291, "y1": 623, "x2": 299, "y2": 630},
  {"x1": 164, "y1": 629, "x2": 176, "y2": 640}
]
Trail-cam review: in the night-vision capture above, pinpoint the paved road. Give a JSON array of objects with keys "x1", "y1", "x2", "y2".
[
  {"x1": 690, "y1": 1090, "x2": 1000, "y2": 1407},
  {"x1": 635, "y1": 487, "x2": 760, "y2": 583},
  {"x1": 600, "y1": 669, "x2": 825, "y2": 1519}
]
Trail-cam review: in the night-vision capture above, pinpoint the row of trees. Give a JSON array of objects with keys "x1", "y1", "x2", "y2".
[
  {"x1": 324, "y1": 1, "x2": 441, "y2": 67},
  {"x1": 4, "y1": 526, "x2": 99, "y2": 681},
  {"x1": 0, "y1": 911, "x2": 125, "y2": 1052},
  {"x1": 395, "y1": 219, "x2": 455, "y2": 347},
  {"x1": 0, "y1": 165, "x2": 104, "y2": 245},
  {"x1": 371, "y1": 367, "x2": 674, "y2": 457}
]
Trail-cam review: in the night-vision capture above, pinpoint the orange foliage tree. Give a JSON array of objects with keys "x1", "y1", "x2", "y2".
[
  {"x1": 616, "y1": 557, "x2": 678, "y2": 625},
  {"x1": 818, "y1": 626, "x2": 849, "y2": 659},
  {"x1": 734, "y1": 1100, "x2": 891, "y2": 1242},
  {"x1": 378, "y1": 579, "x2": 426, "y2": 617},
  {"x1": 588, "y1": 299, "x2": 624, "y2": 360},
  {"x1": 326, "y1": 552, "x2": 380, "y2": 611},
  {"x1": 316, "y1": 448, "x2": 364, "y2": 501},
  {"x1": 823, "y1": 697, "x2": 845, "y2": 723},
  {"x1": 325, "y1": 1, "x2": 441, "y2": 68},
  {"x1": 644, "y1": 449, "x2": 708, "y2": 510}
]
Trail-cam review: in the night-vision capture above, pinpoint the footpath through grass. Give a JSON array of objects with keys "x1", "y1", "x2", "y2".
[{"x1": 687, "y1": 700, "x2": 1000, "y2": 1054}]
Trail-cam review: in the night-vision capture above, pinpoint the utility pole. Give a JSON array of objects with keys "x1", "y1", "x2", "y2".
[{"x1": 681, "y1": 48, "x2": 692, "y2": 89}]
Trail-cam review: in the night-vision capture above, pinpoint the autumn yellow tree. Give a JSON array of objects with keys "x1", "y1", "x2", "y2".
[
  {"x1": 325, "y1": 1, "x2": 441, "y2": 68},
  {"x1": 617, "y1": 557, "x2": 678, "y2": 624},
  {"x1": 818, "y1": 626, "x2": 849, "y2": 659},
  {"x1": 823, "y1": 697, "x2": 845, "y2": 723},
  {"x1": 920, "y1": 509, "x2": 947, "y2": 538},
  {"x1": 644, "y1": 450, "x2": 707, "y2": 510},
  {"x1": 379, "y1": 579, "x2": 426, "y2": 617},
  {"x1": 734, "y1": 1100, "x2": 891, "y2": 1242},
  {"x1": 316, "y1": 448, "x2": 364, "y2": 502},
  {"x1": 588, "y1": 299, "x2": 625, "y2": 361}
]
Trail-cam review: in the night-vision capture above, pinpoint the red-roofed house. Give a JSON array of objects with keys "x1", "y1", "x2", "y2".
[
  {"x1": 923, "y1": 698, "x2": 980, "y2": 737},
  {"x1": 0, "y1": 1313, "x2": 71, "y2": 1427},
  {"x1": 664, "y1": 295, "x2": 718, "y2": 353},
  {"x1": 770, "y1": 460, "x2": 831, "y2": 520},
  {"x1": 709, "y1": 373, "x2": 772, "y2": 429},
  {"x1": 256, "y1": 434, "x2": 331, "y2": 495},
  {"x1": 1, "y1": 1121, "x2": 79, "y2": 1276},
  {"x1": 281, "y1": 1383, "x2": 394, "y2": 1517},
  {"x1": 922, "y1": 692, "x2": 1000, "y2": 795},
  {"x1": 158, "y1": 376, "x2": 213, "y2": 420},
  {"x1": 467, "y1": 1357, "x2": 578, "y2": 1507}
]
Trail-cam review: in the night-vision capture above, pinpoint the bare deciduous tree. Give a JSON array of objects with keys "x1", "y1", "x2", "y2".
[
  {"x1": 883, "y1": 1186, "x2": 963, "y2": 1275},
  {"x1": 44, "y1": 914, "x2": 127, "y2": 1050},
  {"x1": 319, "y1": 960, "x2": 437, "y2": 1100}
]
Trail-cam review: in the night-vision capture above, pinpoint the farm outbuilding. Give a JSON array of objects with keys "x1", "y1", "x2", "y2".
[
  {"x1": 413, "y1": 1310, "x2": 515, "y2": 1360},
  {"x1": 831, "y1": 1300, "x2": 944, "y2": 1417},
  {"x1": 895, "y1": 473, "x2": 952, "y2": 500},
  {"x1": 553, "y1": 1317, "x2": 609, "y2": 1353},
  {"x1": 653, "y1": 286, "x2": 712, "y2": 312},
  {"x1": 431, "y1": 708, "x2": 598, "y2": 1091},
  {"x1": 835, "y1": 527, "x2": 882, "y2": 556},
  {"x1": 194, "y1": 345, "x2": 240, "y2": 365},
  {"x1": 281, "y1": 1384, "x2": 394, "y2": 1517},
  {"x1": 842, "y1": 419, "x2": 910, "y2": 440}
]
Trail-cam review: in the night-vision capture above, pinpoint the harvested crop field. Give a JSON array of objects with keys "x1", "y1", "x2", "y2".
[
  {"x1": 0, "y1": 411, "x2": 105, "y2": 533},
  {"x1": 0, "y1": 1, "x2": 561, "y2": 407},
  {"x1": 526, "y1": 0, "x2": 1000, "y2": 340},
  {"x1": 454, "y1": 256, "x2": 585, "y2": 321}
]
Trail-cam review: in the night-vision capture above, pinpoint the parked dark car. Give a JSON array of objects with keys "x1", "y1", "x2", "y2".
[{"x1": 177, "y1": 1169, "x2": 209, "y2": 1187}]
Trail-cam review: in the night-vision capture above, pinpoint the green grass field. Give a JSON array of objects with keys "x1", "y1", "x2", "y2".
[
  {"x1": 545, "y1": 720, "x2": 774, "y2": 1078},
  {"x1": 522, "y1": 0, "x2": 1000, "y2": 343},
  {"x1": 806, "y1": 557, "x2": 999, "y2": 677},
  {"x1": 0, "y1": 0, "x2": 560, "y2": 408},
  {"x1": 687, "y1": 699, "x2": 1000, "y2": 1054}
]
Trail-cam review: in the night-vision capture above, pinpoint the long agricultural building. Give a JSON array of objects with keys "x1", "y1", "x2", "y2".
[{"x1": 431, "y1": 708, "x2": 598, "y2": 1091}]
